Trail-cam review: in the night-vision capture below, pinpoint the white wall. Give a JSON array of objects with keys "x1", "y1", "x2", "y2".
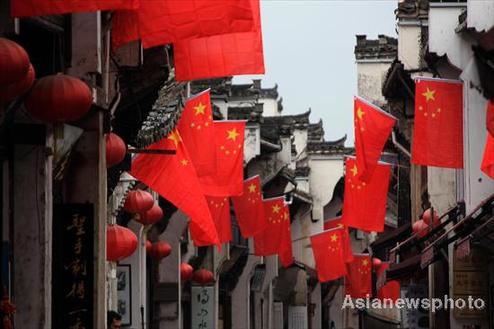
[
  {"x1": 309, "y1": 156, "x2": 345, "y2": 222},
  {"x1": 356, "y1": 60, "x2": 394, "y2": 107},
  {"x1": 398, "y1": 22, "x2": 424, "y2": 70},
  {"x1": 259, "y1": 97, "x2": 280, "y2": 117},
  {"x1": 467, "y1": 0, "x2": 494, "y2": 32},
  {"x1": 461, "y1": 59, "x2": 494, "y2": 213},
  {"x1": 429, "y1": 4, "x2": 471, "y2": 70}
]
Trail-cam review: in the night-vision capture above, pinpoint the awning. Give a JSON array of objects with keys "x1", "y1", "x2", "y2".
[
  {"x1": 371, "y1": 222, "x2": 411, "y2": 252},
  {"x1": 386, "y1": 254, "x2": 421, "y2": 281},
  {"x1": 420, "y1": 193, "x2": 494, "y2": 268}
]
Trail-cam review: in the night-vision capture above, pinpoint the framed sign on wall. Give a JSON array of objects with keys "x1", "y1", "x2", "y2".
[{"x1": 117, "y1": 264, "x2": 132, "y2": 326}]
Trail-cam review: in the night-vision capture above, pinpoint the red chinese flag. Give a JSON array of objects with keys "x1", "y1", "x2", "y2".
[
  {"x1": 177, "y1": 90, "x2": 216, "y2": 176},
  {"x1": 12, "y1": 0, "x2": 137, "y2": 17},
  {"x1": 130, "y1": 129, "x2": 219, "y2": 247},
  {"x1": 481, "y1": 133, "x2": 494, "y2": 180},
  {"x1": 199, "y1": 121, "x2": 245, "y2": 196},
  {"x1": 376, "y1": 262, "x2": 400, "y2": 301},
  {"x1": 112, "y1": 0, "x2": 256, "y2": 49},
  {"x1": 354, "y1": 96, "x2": 396, "y2": 182},
  {"x1": 310, "y1": 228, "x2": 347, "y2": 282},
  {"x1": 173, "y1": 0, "x2": 264, "y2": 81},
  {"x1": 323, "y1": 217, "x2": 354, "y2": 263},
  {"x1": 487, "y1": 100, "x2": 494, "y2": 138},
  {"x1": 231, "y1": 176, "x2": 267, "y2": 237},
  {"x1": 342, "y1": 157, "x2": 391, "y2": 233},
  {"x1": 279, "y1": 205, "x2": 293, "y2": 267},
  {"x1": 254, "y1": 197, "x2": 289, "y2": 256},
  {"x1": 206, "y1": 196, "x2": 232, "y2": 243},
  {"x1": 345, "y1": 254, "x2": 372, "y2": 298},
  {"x1": 411, "y1": 78, "x2": 463, "y2": 168}
]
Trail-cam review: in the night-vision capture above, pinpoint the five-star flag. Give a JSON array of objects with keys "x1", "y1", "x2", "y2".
[
  {"x1": 111, "y1": 0, "x2": 256, "y2": 49},
  {"x1": 487, "y1": 100, "x2": 494, "y2": 138},
  {"x1": 173, "y1": 0, "x2": 264, "y2": 81},
  {"x1": 310, "y1": 228, "x2": 347, "y2": 282},
  {"x1": 11, "y1": 0, "x2": 137, "y2": 17},
  {"x1": 411, "y1": 78, "x2": 464, "y2": 168},
  {"x1": 345, "y1": 254, "x2": 372, "y2": 298},
  {"x1": 130, "y1": 129, "x2": 219, "y2": 247},
  {"x1": 323, "y1": 217, "x2": 353, "y2": 263},
  {"x1": 231, "y1": 176, "x2": 267, "y2": 237},
  {"x1": 199, "y1": 121, "x2": 246, "y2": 196},
  {"x1": 254, "y1": 197, "x2": 291, "y2": 258},
  {"x1": 342, "y1": 157, "x2": 391, "y2": 233},
  {"x1": 177, "y1": 90, "x2": 216, "y2": 176},
  {"x1": 206, "y1": 196, "x2": 232, "y2": 243},
  {"x1": 354, "y1": 96, "x2": 396, "y2": 182},
  {"x1": 481, "y1": 132, "x2": 494, "y2": 180}
]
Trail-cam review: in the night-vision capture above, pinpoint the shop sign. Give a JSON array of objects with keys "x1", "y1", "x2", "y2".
[
  {"x1": 191, "y1": 286, "x2": 215, "y2": 329},
  {"x1": 52, "y1": 204, "x2": 94, "y2": 329}
]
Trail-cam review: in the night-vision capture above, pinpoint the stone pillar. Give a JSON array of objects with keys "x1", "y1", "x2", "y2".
[{"x1": 13, "y1": 126, "x2": 53, "y2": 329}]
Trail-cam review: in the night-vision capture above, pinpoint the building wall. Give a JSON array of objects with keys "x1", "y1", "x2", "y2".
[
  {"x1": 356, "y1": 60, "x2": 394, "y2": 107},
  {"x1": 309, "y1": 155, "x2": 345, "y2": 222},
  {"x1": 259, "y1": 98, "x2": 280, "y2": 117},
  {"x1": 428, "y1": 4, "x2": 471, "y2": 69},
  {"x1": 466, "y1": 0, "x2": 494, "y2": 32},
  {"x1": 460, "y1": 59, "x2": 494, "y2": 213},
  {"x1": 397, "y1": 22, "x2": 424, "y2": 70}
]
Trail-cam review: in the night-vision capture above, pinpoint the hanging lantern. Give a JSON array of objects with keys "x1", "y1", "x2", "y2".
[
  {"x1": 106, "y1": 133, "x2": 126, "y2": 167},
  {"x1": 0, "y1": 38, "x2": 30, "y2": 85},
  {"x1": 412, "y1": 220, "x2": 429, "y2": 238},
  {"x1": 123, "y1": 189, "x2": 154, "y2": 213},
  {"x1": 0, "y1": 63, "x2": 35, "y2": 102},
  {"x1": 136, "y1": 203, "x2": 163, "y2": 225},
  {"x1": 150, "y1": 241, "x2": 172, "y2": 260},
  {"x1": 422, "y1": 208, "x2": 440, "y2": 227},
  {"x1": 193, "y1": 269, "x2": 214, "y2": 285},
  {"x1": 180, "y1": 263, "x2": 194, "y2": 282},
  {"x1": 146, "y1": 240, "x2": 152, "y2": 254},
  {"x1": 106, "y1": 224, "x2": 138, "y2": 262},
  {"x1": 372, "y1": 257, "x2": 382, "y2": 267},
  {"x1": 25, "y1": 74, "x2": 92, "y2": 123}
]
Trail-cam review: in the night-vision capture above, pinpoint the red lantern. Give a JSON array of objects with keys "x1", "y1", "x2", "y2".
[
  {"x1": 192, "y1": 269, "x2": 214, "y2": 285},
  {"x1": 0, "y1": 63, "x2": 34, "y2": 102},
  {"x1": 25, "y1": 74, "x2": 92, "y2": 123},
  {"x1": 372, "y1": 257, "x2": 382, "y2": 267},
  {"x1": 180, "y1": 263, "x2": 194, "y2": 282},
  {"x1": 136, "y1": 203, "x2": 163, "y2": 225},
  {"x1": 107, "y1": 224, "x2": 138, "y2": 262},
  {"x1": 412, "y1": 220, "x2": 429, "y2": 238},
  {"x1": 422, "y1": 208, "x2": 440, "y2": 227},
  {"x1": 0, "y1": 38, "x2": 30, "y2": 85},
  {"x1": 106, "y1": 133, "x2": 126, "y2": 167},
  {"x1": 150, "y1": 241, "x2": 172, "y2": 260},
  {"x1": 146, "y1": 240, "x2": 152, "y2": 253},
  {"x1": 123, "y1": 189, "x2": 154, "y2": 213}
]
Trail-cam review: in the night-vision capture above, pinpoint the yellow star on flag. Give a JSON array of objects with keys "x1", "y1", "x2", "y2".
[
  {"x1": 283, "y1": 212, "x2": 289, "y2": 220},
  {"x1": 272, "y1": 204, "x2": 281, "y2": 214},
  {"x1": 330, "y1": 234, "x2": 338, "y2": 242},
  {"x1": 168, "y1": 130, "x2": 182, "y2": 148},
  {"x1": 357, "y1": 107, "x2": 365, "y2": 120},
  {"x1": 181, "y1": 159, "x2": 188, "y2": 166},
  {"x1": 350, "y1": 164, "x2": 358, "y2": 177},
  {"x1": 362, "y1": 259, "x2": 369, "y2": 267},
  {"x1": 422, "y1": 88, "x2": 436, "y2": 102},
  {"x1": 248, "y1": 183, "x2": 257, "y2": 193},
  {"x1": 194, "y1": 102, "x2": 206, "y2": 115},
  {"x1": 226, "y1": 128, "x2": 240, "y2": 141}
]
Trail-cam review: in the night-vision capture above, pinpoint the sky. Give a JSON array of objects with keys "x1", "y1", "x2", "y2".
[{"x1": 234, "y1": 0, "x2": 397, "y2": 145}]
